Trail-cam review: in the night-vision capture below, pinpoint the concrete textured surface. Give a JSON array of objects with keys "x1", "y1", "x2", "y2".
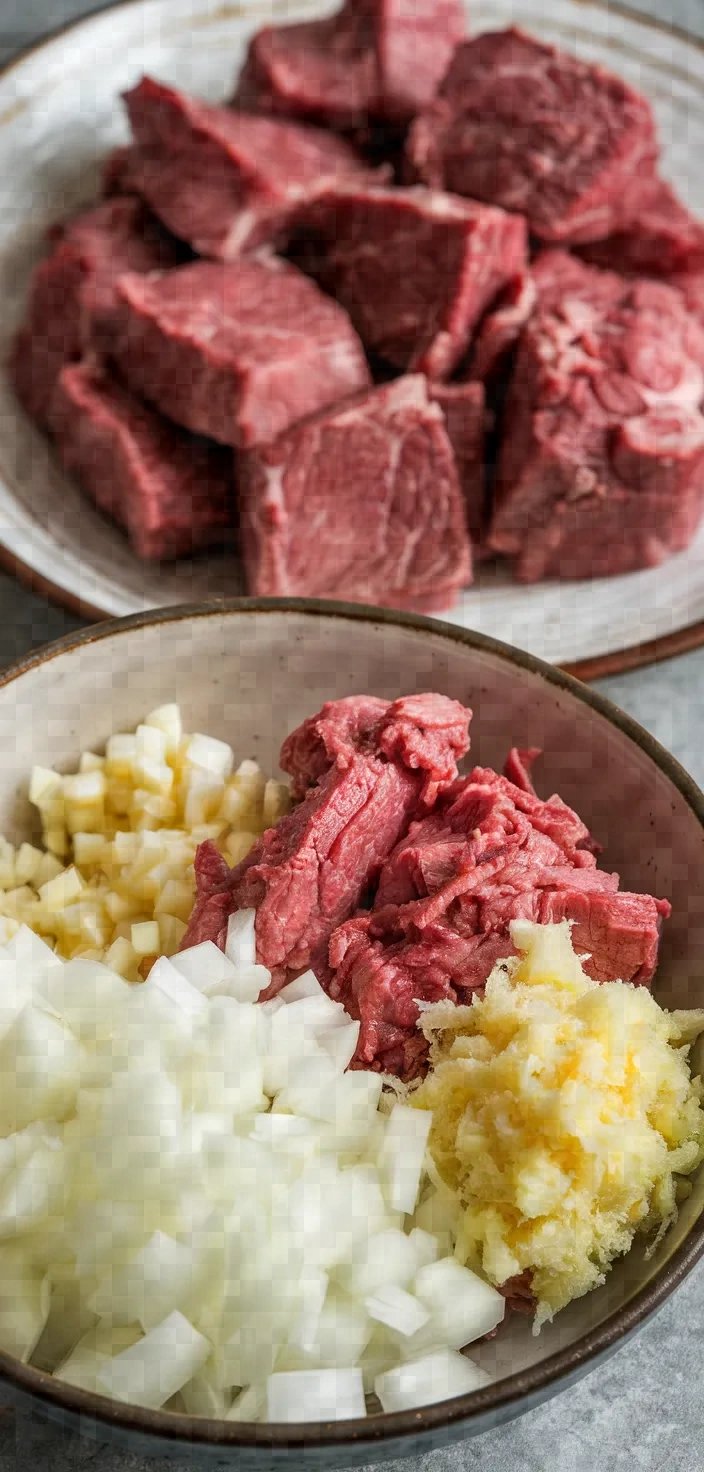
[{"x1": 1, "y1": 0, "x2": 704, "y2": 1467}]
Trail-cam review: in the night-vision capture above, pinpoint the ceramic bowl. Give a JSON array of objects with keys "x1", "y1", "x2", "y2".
[{"x1": 0, "y1": 596, "x2": 702, "y2": 1466}]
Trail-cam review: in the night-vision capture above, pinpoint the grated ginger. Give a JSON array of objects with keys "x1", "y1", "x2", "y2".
[
  {"x1": 0, "y1": 706, "x2": 289, "y2": 980},
  {"x1": 411, "y1": 919, "x2": 704, "y2": 1329}
]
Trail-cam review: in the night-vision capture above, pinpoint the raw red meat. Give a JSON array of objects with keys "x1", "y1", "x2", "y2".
[
  {"x1": 181, "y1": 693, "x2": 471, "y2": 988},
  {"x1": 122, "y1": 76, "x2": 377, "y2": 259},
  {"x1": 97, "y1": 255, "x2": 371, "y2": 449},
  {"x1": 578, "y1": 179, "x2": 704, "y2": 278},
  {"x1": 488, "y1": 251, "x2": 704, "y2": 582},
  {"x1": 233, "y1": 0, "x2": 466, "y2": 128},
  {"x1": 328, "y1": 761, "x2": 670, "y2": 1075},
  {"x1": 238, "y1": 376, "x2": 472, "y2": 611},
  {"x1": 48, "y1": 360, "x2": 234, "y2": 560},
  {"x1": 10, "y1": 196, "x2": 183, "y2": 426},
  {"x1": 406, "y1": 27, "x2": 659, "y2": 245},
  {"x1": 428, "y1": 380, "x2": 486, "y2": 546},
  {"x1": 296, "y1": 185, "x2": 527, "y2": 379},
  {"x1": 469, "y1": 273, "x2": 537, "y2": 383}
]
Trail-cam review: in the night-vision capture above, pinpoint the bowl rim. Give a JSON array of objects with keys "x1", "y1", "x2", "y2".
[{"x1": 0, "y1": 592, "x2": 703, "y2": 1451}]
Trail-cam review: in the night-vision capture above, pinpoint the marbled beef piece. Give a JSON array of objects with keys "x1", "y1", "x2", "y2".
[
  {"x1": 10, "y1": 196, "x2": 183, "y2": 426},
  {"x1": 428, "y1": 381, "x2": 486, "y2": 548},
  {"x1": 238, "y1": 376, "x2": 472, "y2": 611},
  {"x1": 49, "y1": 360, "x2": 234, "y2": 560},
  {"x1": 407, "y1": 28, "x2": 659, "y2": 245},
  {"x1": 122, "y1": 76, "x2": 378, "y2": 259},
  {"x1": 180, "y1": 693, "x2": 471, "y2": 990},
  {"x1": 97, "y1": 256, "x2": 371, "y2": 450},
  {"x1": 488, "y1": 252, "x2": 704, "y2": 582},
  {"x1": 328, "y1": 759, "x2": 669, "y2": 1076},
  {"x1": 296, "y1": 185, "x2": 527, "y2": 380},
  {"x1": 577, "y1": 179, "x2": 704, "y2": 279},
  {"x1": 233, "y1": 0, "x2": 466, "y2": 129}
]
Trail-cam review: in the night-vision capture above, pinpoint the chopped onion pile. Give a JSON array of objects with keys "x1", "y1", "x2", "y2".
[
  {"x1": 0, "y1": 706, "x2": 289, "y2": 978},
  {"x1": 0, "y1": 923, "x2": 503, "y2": 1421}
]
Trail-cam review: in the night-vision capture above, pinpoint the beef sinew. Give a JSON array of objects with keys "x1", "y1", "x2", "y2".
[
  {"x1": 97, "y1": 255, "x2": 371, "y2": 449},
  {"x1": 233, "y1": 0, "x2": 466, "y2": 129},
  {"x1": 328, "y1": 749, "x2": 670, "y2": 1077},
  {"x1": 295, "y1": 185, "x2": 527, "y2": 379},
  {"x1": 238, "y1": 376, "x2": 472, "y2": 611},
  {"x1": 488, "y1": 251, "x2": 704, "y2": 582},
  {"x1": 10, "y1": 197, "x2": 183, "y2": 426},
  {"x1": 122, "y1": 76, "x2": 379, "y2": 259},
  {"x1": 406, "y1": 27, "x2": 659, "y2": 245},
  {"x1": 48, "y1": 360, "x2": 234, "y2": 561},
  {"x1": 180, "y1": 694, "x2": 472, "y2": 989}
]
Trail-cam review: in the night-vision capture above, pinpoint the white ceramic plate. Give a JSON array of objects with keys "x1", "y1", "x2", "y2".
[{"x1": 0, "y1": 0, "x2": 703, "y2": 671}]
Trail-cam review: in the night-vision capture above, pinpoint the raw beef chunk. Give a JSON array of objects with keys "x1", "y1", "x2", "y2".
[
  {"x1": 181, "y1": 693, "x2": 471, "y2": 987},
  {"x1": 233, "y1": 0, "x2": 466, "y2": 129},
  {"x1": 48, "y1": 360, "x2": 234, "y2": 560},
  {"x1": 98, "y1": 255, "x2": 371, "y2": 449},
  {"x1": 296, "y1": 185, "x2": 527, "y2": 378},
  {"x1": 328, "y1": 759, "x2": 670, "y2": 1076},
  {"x1": 238, "y1": 376, "x2": 472, "y2": 610},
  {"x1": 469, "y1": 272, "x2": 537, "y2": 383},
  {"x1": 488, "y1": 252, "x2": 704, "y2": 582},
  {"x1": 10, "y1": 197, "x2": 182, "y2": 426},
  {"x1": 406, "y1": 27, "x2": 659, "y2": 245},
  {"x1": 578, "y1": 179, "x2": 704, "y2": 278},
  {"x1": 428, "y1": 380, "x2": 486, "y2": 545},
  {"x1": 122, "y1": 76, "x2": 377, "y2": 259}
]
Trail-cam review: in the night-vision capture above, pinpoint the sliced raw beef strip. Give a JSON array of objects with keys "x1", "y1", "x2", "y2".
[
  {"x1": 48, "y1": 360, "x2": 234, "y2": 560},
  {"x1": 406, "y1": 27, "x2": 659, "y2": 245},
  {"x1": 428, "y1": 381, "x2": 486, "y2": 546},
  {"x1": 238, "y1": 376, "x2": 472, "y2": 611},
  {"x1": 469, "y1": 273, "x2": 538, "y2": 383},
  {"x1": 10, "y1": 196, "x2": 183, "y2": 426},
  {"x1": 328, "y1": 762, "x2": 670, "y2": 1076},
  {"x1": 97, "y1": 255, "x2": 371, "y2": 449},
  {"x1": 488, "y1": 252, "x2": 704, "y2": 582},
  {"x1": 122, "y1": 76, "x2": 377, "y2": 260},
  {"x1": 296, "y1": 185, "x2": 527, "y2": 379},
  {"x1": 180, "y1": 693, "x2": 471, "y2": 990},
  {"x1": 233, "y1": 0, "x2": 466, "y2": 128},
  {"x1": 578, "y1": 179, "x2": 704, "y2": 278}
]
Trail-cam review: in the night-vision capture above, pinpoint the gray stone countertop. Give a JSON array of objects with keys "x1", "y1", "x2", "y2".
[{"x1": 1, "y1": 0, "x2": 704, "y2": 1467}]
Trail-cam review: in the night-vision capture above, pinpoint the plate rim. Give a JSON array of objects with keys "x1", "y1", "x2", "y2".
[{"x1": 2, "y1": 0, "x2": 704, "y2": 680}]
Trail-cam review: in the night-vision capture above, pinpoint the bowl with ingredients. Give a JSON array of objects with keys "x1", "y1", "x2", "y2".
[
  {"x1": 0, "y1": 595, "x2": 702, "y2": 1465},
  {"x1": 4, "y1": 0, "x2": 704, "y2": 671}
]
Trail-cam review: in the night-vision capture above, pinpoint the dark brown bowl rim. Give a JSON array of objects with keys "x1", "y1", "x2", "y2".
[
  {"x1": 0, "y1": 593, "x2": 702, "y2": 1451},
  {"x1": 2, "y1": 0, "x2": 704, "y2": 683}
]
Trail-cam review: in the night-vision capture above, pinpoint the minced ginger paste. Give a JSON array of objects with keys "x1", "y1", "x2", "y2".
[{"x1": 412, "y1": 920, "x2": 704, "y2": 1329}]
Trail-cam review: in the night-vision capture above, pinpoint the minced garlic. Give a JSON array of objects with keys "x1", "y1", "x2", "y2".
[{"x1": 412, "y1": 920, "x2": 704, "y2": 1328}]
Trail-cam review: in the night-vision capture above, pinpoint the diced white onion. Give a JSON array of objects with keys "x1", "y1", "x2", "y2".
[
  {"x1": 225, "y1": 910, "x2": 257, "y2": 971},
  {"x1": 96, "y1": 1311, "x2": 210, "y2": 1409},
  {"x1": 170, "y1": 941, "x2": 239, "y2": 995},
  {"x1": 266, "y1": 1368, "x2": 366, "y2": 1423},
  {"x1": 378, "y1": 1105, "x2": 432, "y2": 1216},
  {"x1": 0, "y1": 1005, "x2": 82, "y2": 1134},
  {"x1": 375, "y1": 1349, "x2": 490, "y2": 1412},
  {"x1": 403, "y1": 1258, "x2": 505, "y2": 1357},
  {"x1": 277, "y1": 971, "x2": 323, "y2": 1004},
  {"x1": 364, "y1": 1284, "x2": 430, "y2": 1337}
]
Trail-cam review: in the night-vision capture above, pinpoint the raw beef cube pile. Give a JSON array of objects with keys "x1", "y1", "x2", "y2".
[
  {"x1": 10, "y1": 0, "x2": 704, "y2": 589},
  {"x1": 182, "y1": 696, "x2": 670, "y2": 1080}
]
